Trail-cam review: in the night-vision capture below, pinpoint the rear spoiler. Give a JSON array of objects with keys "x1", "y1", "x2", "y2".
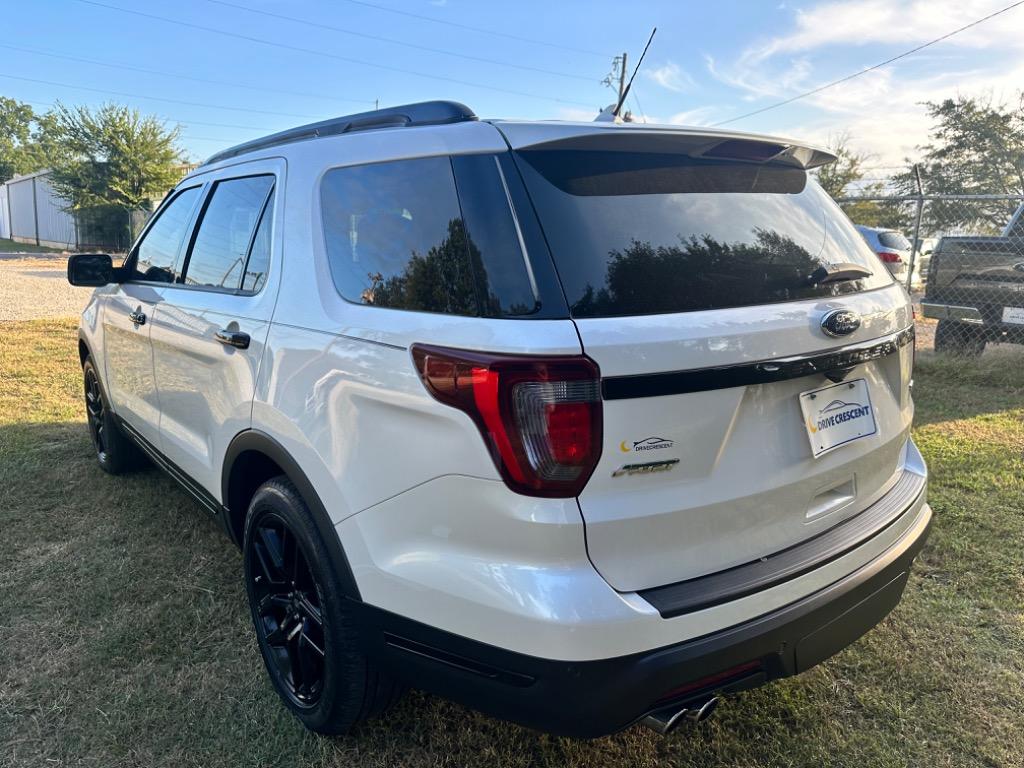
[{"x1": 490, "y1": 121, "x2": 837, "y2": 171}]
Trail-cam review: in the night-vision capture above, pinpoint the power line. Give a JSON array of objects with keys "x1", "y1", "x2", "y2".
[
  {"x1": 712, "y1": 0, "x2": 1024, "y2": 127},
  {"x1": 334, "y1": 0, "x2": 611, "y2": 58},
  {"x1": 0, "y1": 43, "x2": 376, "y2": 107},
  {"x1": 0, "y1": 72, "x2": 329, "y2": 120},
  {"x1": 203, "y1": 0, "x2": 595, "y2": 82},
  {"x1": 630, "y1": 86, "x2": 648, "y2": 123},
  {"x1": 22, "y1": 99, "x2": 294, "y2": 133},
  {"x1": 71, "y1": 0, "x2": 597, "y2": 108}
]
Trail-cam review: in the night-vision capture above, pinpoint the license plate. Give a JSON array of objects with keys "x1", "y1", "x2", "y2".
[
  {"x1": 1003, "y1": 306, "x2": 1024, "y2": 325},
  {"x1": 799, "y1": 379, "x2": 878, "y2": 458}
]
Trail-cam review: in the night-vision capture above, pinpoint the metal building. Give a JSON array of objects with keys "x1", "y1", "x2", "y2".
[{"x1": 2, "y1": 170, "x2": 77, "y2": 249}]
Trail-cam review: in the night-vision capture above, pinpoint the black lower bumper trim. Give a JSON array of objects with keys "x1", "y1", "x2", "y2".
[
  {"x1": 352, "y1": 503, "x2": 932, "y2": 738},
  {"x1": 639, "y1": 468, "x2": 926, "y2": 617}
]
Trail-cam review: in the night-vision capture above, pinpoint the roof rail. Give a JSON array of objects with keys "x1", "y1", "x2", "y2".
[{"x1": 203, "y1": 100, "x2": 477, "y2": 166}]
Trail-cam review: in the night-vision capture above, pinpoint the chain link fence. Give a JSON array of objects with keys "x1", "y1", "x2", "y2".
[
  {"x1": 836, "y1": 192, "x2": 1024, "y2": 359},
  {"x1": 74, "y1": 206, "x2": 153, "y2": 253}
]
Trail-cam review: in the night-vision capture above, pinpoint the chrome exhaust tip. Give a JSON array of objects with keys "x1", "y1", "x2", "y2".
[{"x1": 641, "y1": 696, "x2": 720, "y2": 735}]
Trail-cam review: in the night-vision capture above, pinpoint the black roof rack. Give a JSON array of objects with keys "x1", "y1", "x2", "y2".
[{"x1": 203, "y1": 100, "x2": 476, "y2": 166}]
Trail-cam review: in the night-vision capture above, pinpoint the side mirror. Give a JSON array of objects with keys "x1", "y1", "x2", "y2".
[{"x1": 67, "y1": 253, "x2": 116, "y2": 287}]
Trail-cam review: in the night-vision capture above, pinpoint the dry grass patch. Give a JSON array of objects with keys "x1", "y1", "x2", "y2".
[{"x1": 0, "y1": 319, "x2": 1022, "y2": 767}]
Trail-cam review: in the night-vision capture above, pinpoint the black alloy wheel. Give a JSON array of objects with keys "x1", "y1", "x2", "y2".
[
  {"x1": 242, "y1": 477, "x2": 403, "y2": 733},
  {"x1": 84, "y1": 365, "x2": 108, "y2": 461},
  {"x1": 81, "y1": 355, "x2": 144, "y2": 474},
  {"x1": 248, "y1": 512, "x2": 328, "y2": 708}
]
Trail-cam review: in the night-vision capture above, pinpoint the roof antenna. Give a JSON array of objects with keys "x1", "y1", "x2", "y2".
[{"x1": 607, "y1": 27, "x2": 656, "y2": 121}]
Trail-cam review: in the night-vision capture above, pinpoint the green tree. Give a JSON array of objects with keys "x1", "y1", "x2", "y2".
[
  {"x1": 813, "y1": 133, "x2": 870, "y2": 199},
  {"x1": 44, "y1": 102, "x2": 182, "y2": 213},
  {"x1": 813, "y1": 133, "x2": 912, "y2": 232},
  {"x1": 19, "y1": 110, "x2": 69, "y2": 172},
  {"x1": 0, "y1": 97, "x2": 37, "y2": 182},
  {"x1": 892, "y1": 94, "x2": 1024, "y2": 235}
]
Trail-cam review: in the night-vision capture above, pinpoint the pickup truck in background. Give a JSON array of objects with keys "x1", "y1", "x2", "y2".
[{"x1": 922, "y1": 202, "x2": 1024, "y2": 355}]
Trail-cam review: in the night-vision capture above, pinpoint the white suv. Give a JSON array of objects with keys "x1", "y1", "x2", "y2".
[{"x1": 68, "y1": 101, "x2": 931, "y2": 738}]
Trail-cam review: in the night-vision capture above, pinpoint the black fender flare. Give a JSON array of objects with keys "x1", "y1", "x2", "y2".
[{"x1": 222, "y1": 429, "x2": 361, "y2": 601}]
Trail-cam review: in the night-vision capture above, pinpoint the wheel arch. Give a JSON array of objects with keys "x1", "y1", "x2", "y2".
[
  {"x1": 223, "y1": 429, "x2": 361, "y2": 600},
  {"x1": 78, "y1": 335, "x2": 90, "y2": 367},
  {"x1": 78, "y1": 332, "x2": 114, "y2": 410}
]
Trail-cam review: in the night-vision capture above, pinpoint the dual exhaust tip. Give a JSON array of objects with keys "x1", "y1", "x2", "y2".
[{"x1": 641, "y1": 696, "x2": 720, "y2": 735}]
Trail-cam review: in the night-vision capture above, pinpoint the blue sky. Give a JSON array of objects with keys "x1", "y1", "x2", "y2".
[{"x1": 3, "y1": 0, "x2": 1023, "y2": 175}]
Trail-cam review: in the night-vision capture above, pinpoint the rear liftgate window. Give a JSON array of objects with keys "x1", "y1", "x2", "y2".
[
  {"x1": 320, "y1": 155, "x2": 540, "y2": 317},
  {"x1": 514, "y1": 149, "x2": 892, "y2": 318}
]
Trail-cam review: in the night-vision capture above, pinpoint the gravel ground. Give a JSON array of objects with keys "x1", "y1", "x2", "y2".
[{"x1": 0, "y1": 255, "x2": 92, "y2": 322}]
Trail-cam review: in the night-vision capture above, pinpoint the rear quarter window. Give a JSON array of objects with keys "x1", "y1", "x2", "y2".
[
  {"x1": 514, "y1": 149, "x2": 892, "y2": 318},
  {"x1": 319, "y1": 155, "x2": 539, "y2": 317},
  {"x1": 878, "y1": 231, "x2": 911, "y2": 250}
]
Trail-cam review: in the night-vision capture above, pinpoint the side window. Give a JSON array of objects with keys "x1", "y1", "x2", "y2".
[
  {"x1": 320, "y1": 156, "x2": 478, "y2": 315},
  {"x1": 451, "y1": 154, "x2": 538, "y2": 315},
  {"x1": 242, "y1": 196, "x2": 273, "y2": 294},
  {"x1": 179, "y1": 175, "x2": 275, "y2": 291},
  {"x1": 132, "y1": 186, "x2": 201, "y2": 282}
]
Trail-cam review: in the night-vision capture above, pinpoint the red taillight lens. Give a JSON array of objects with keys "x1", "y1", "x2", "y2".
[
  {"x1": 412, "y1": 344, "x2": 602, "y2": 498},
  {"x1": 877, "y1": 251, "x2": 903, "y2": 263},
  {"x1": 544, "y1": 402, "x2": 592, "y2": 464}
]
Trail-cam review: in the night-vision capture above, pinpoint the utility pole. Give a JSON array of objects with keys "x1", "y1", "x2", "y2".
[
  {"x1": 601, "y1": 31, "x2": 655, "y2": 121},
  {"x1": 616, "y1": 52, "x2": 627, "y2": 107},
  {"x1": 907, "y1": 163, "x2": 925, "y2": 291}
]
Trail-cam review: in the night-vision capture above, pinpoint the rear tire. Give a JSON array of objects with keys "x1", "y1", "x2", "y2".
[
  {"x1": 934, "y1": 320, "x2": 986, "y2": 357},
  {"x1": 82, "y1": 355, "x2": 146, "y2": 474},
  {"x1": 242, "y1": 477, "x2": 403, "y2": 734}
]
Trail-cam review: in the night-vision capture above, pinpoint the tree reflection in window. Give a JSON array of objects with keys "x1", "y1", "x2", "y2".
[
  {"x1": 361, "y1": 218, "x2": 479, "y2": 314},
  {"x1": 572, "y1": 229, "x2": 863, "y2": 317}
]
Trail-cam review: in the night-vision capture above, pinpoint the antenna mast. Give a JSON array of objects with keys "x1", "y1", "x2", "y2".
[{"x1": 613, "y1": 27, "x2": 656, "y2": 118}]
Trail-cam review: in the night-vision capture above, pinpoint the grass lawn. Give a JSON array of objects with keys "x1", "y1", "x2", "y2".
[
  {"x1": 1, "y1": 318, "x2": 1022, "y2": 767},
  {"x1": 0, "y1": 237, "x2": 66, "y2": 254}
]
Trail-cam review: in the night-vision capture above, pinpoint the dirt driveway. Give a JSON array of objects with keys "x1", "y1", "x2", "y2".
[{"x1": 0, "y1": 255, "x2": 92, "y2": 322}]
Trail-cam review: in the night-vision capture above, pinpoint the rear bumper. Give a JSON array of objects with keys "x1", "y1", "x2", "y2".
[
  {"x1": 921, "y1": 302, "x2": 1024, "y2": 341},
  {"x1": 920, "y1": 302, "x2": 984, "y2": 323},
  {"x1": 352, "y1": 500, "x2": 932, "y2": 738}
]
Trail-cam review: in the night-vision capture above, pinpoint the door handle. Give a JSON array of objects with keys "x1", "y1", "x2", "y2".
[
  {"x1": 128, "y1": 310, "x2": 146, "y2": 326},
  {"x1": 215, "y1": 329, "x2": 250, "y2": 350}
]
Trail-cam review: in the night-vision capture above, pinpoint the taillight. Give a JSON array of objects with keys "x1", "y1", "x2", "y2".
[
  {"x1": 412, "y1": 344, "x2": 602, "y2": 497},
  {"x1": 877, "y1": 251, "x2": 903, "y2": 263}
]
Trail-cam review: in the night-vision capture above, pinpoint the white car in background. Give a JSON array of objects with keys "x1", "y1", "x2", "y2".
[
  {"x1": 67, "y1": 101, "x2": 931, "y2": 738},
  {"x1": 855, "y1": 225, "x2": 916, "y2": 287}
]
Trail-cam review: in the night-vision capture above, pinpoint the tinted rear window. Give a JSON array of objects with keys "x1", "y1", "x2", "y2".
[
  {"x1": 514, "y1": 150, "x2": 891, "y2": 318},
  {"x1": 878, "y1": 231, "x2": 911, "y2": 250}
]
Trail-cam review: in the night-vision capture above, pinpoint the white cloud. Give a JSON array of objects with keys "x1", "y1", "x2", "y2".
[
  {"x1": 555, "y1": 106, "x2": 603, "y2": 122},
  {"x1": 706, "y1": 52, "x2": 813, "y2": 100},
  {"x1": 767, "y1": 61, "x2": 1024, "y2": 164},
  {"x1": 667, "y1": 106, "x2": 723, "y2": 126},
  {"x1": 705, "y1": 0, "x2": 1024, "y2": 163},
  {"x1": 644, "y1": 62, "x2": 696, "y2": 93},
  {"x1": 750, "y1": 0, "x2": 1024, "y2": 59}
]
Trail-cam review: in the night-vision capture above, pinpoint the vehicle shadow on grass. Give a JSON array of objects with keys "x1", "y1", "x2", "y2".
[
  {"x1": 5, "y1": 419, "x2": 1020, "y2": 768},
  {"x1": 1, "y1": 420, "x2": 803, "y2": 766}
]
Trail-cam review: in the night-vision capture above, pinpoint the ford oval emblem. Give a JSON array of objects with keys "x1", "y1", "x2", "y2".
[{"x1": 821, "y1": 309, "x2": 861, "y2": 337}]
